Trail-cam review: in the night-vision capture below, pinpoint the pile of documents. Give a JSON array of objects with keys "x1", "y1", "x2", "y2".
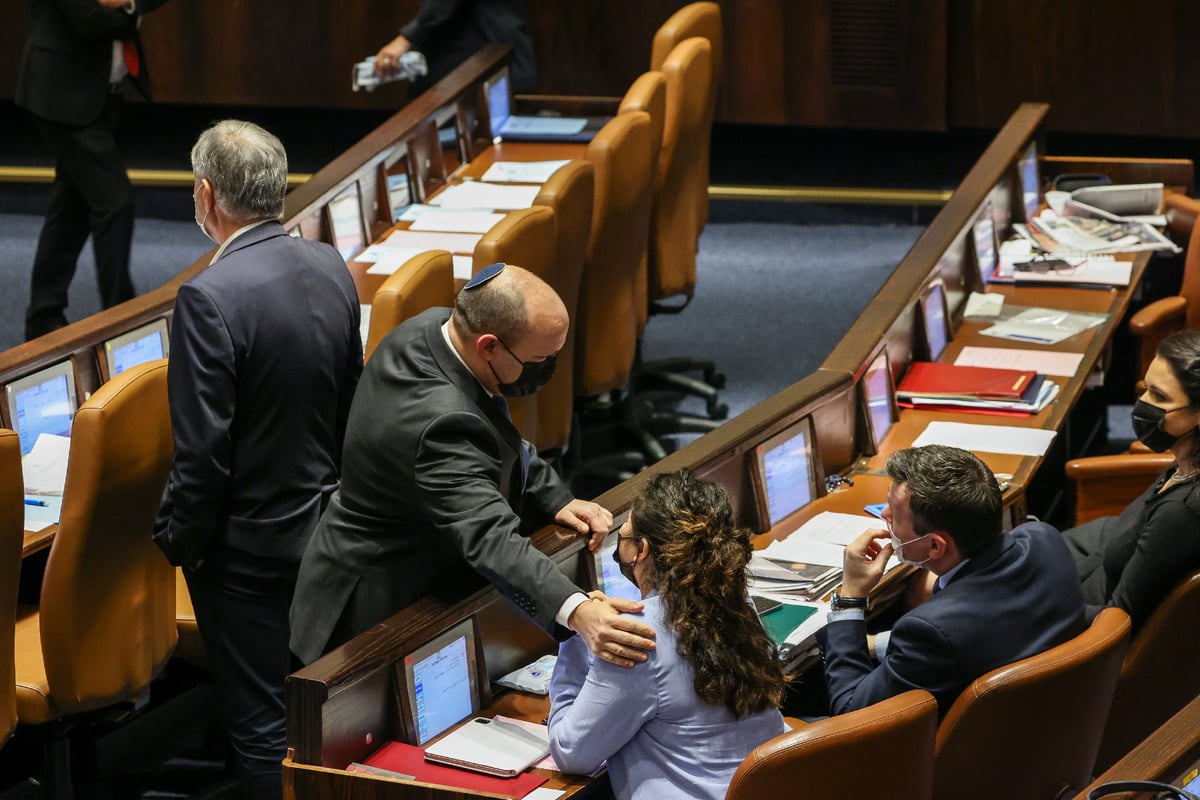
[
  {"x1": 748, "y1": 554, "x2": 841, "y2": 602},
  {"x1": 897, "y1": 361, "x2": 1058, "y2": 416},
  {"x1": 1026, "y1": 210, "x2": 1178, "y2": 256}
]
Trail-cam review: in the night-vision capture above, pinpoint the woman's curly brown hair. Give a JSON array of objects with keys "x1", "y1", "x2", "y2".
[{"x1": 629, "y1": 469, "x2": 788, "y2": 717}]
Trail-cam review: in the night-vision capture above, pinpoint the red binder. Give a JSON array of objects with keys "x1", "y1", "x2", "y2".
[
  {"x1": 359, "y1": 740, "x2": 548, "y2": 799},
  {"x1": 897, "y1": 362, "x2": 1036, "y2": 402}
]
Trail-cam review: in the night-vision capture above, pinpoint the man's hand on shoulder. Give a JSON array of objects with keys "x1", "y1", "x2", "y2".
[
  {"x1": 568, "y1": 592, "x2": 656, "y2": 668},
  {"x1": 555, "y1": 499, "x2": 613, "y2": 552}
]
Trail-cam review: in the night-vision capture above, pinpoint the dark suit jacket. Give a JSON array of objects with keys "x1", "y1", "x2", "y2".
[
  {"x1": 401, "y1": 0, "x2": 536, "y2": 93},
  {"x1": 153, "y1": 222, "x2": 362, "y2": 568},
  {"x1": 818, "y1": 522, "x2": 1086, "y2": 717},
  {"x1": 17, "y1": 0, "x2": 169, "y2": 126},
  {"x1": 290, "y1": 307, "x2": 577, "y2": 664}
]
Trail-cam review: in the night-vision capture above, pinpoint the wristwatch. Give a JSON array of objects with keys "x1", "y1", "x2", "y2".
[{"x1": 830, "y1": 589, "x2": 868, "y2": 611}]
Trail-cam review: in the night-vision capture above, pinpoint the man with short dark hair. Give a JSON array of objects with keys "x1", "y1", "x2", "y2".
[
  {"x1": 291, "y1": 263, "x2": 657, "y2": 669},
  {"x1": 153, "y1": 120, "x2": 362, "y2": 800},
  {"x1": 818, "y1": 444, "x2": 1085, "y2": 717}
]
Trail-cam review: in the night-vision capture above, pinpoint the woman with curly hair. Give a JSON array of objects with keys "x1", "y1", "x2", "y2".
[{"x1": 548, "y1": 469, "x2": 788, "y2": 799}]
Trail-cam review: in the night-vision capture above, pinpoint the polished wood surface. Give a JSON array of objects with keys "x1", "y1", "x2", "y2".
[{"x1": 1074, "y1": 695, "x2": 1200, "y2": 800}]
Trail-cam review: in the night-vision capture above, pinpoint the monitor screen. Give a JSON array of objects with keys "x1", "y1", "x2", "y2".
[
  {"x1": 399, "y1": 618, "x2": 481, "y2": 746},
  {"x1": 486, "y1": 73, "x2": 511, "y2": 137},
  {"x1": 102, "y1": 319, "x2": 168, "y2": 380},
  {"x1": 972, "y1": 203, "x2": 998, "y2": 281},
  {"x1": 327, "y1": 183, "x2": 365, "y2": 261},
  {"x1": 752, "y1": 417, "x2": 818, "y2": 529},
  {"x1": 593, "y1": 514, "x2": 642, "y2": 604},
  {"x1": 5, "y1": 361, "x2": 78, "y2": 457},
  {"x1": 1018, "y1": 141, "x2": 1040, "y2": 222},
  {"x1": 922, "y1": 282, "x2": 950, "y2": 361},
  {"x1": 862, "y1": 349, "x2": 895, "y2": 449}
]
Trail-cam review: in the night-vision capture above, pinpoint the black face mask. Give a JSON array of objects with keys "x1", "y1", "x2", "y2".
[
  {"x1": 489, "y1": 337, "x2": 557, "y2": 398},
  {"x1": 613, "y1": 542, "x2": 639, "y2": 588},
  {"x1": 1131, "y1": 399, "x2": 1189, "y2": 452}
]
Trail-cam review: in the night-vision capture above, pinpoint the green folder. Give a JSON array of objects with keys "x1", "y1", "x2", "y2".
[{"x1": 759, "y1": 603, "x2": 820, "y2": 649}]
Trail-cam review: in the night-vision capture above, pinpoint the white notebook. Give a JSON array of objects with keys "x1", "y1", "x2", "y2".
[{"x1": 424, "y1": 715, "x2": 550, "y2": 777}]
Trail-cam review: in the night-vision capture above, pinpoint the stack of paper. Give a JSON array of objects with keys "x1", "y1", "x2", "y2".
[
  {"x1": 429, "y1": 182, "x2": 541, "y2": 210},
  {"x1": 1029, "y1": 210, "x2": 1179, "y2": 255},
  {"x1": 747, "y1": 554, "x2": 842, "y2": 602},
  {"x1": 897, "y1": 362, "x2": 1058, "y2": 416}
]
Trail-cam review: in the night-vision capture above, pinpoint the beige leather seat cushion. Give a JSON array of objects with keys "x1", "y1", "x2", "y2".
[{"x1": 14, "y1": 605, "x2": 56, "y2": 725}]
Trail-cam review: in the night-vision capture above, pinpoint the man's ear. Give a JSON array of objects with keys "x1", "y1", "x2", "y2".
[
  {"x1": 929, "y1": 532, "x2": 951, "y2": 559},
  {"x1": 475, "y1": 333, "x2": 499, "y2": 360}
]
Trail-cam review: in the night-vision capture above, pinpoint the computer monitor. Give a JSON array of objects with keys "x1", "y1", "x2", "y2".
[
  {"x1": 920, "y1": 281, "x2": 950, "y2": 361},
  {"x1": 972, "y1": 202, "x2": 998, "y2": 282},
  {"x1": 396, "y1": 618, "x2": 482, "y2": 746},
  {"x1": 1018, "y1": 141, "x2": 1040, "y2": 222},
  {"x1": 326, "y1": 183, "x2": 366, "y2": 261},
  {"x1": 861, "y1": 347, "x2": 896, "y2": 452},
  {"x1": 99, "y1": 318, "x2": 169, "y2": 381},
  {"x1": 589, "y1": 512, "x2": 642, "y2": 604},
  {"x1": 4, "y1": 360, "x2": 78, "y2": 457},
  {"x1": 749, "y1": 416, "x2": 820, "y2": 530}
]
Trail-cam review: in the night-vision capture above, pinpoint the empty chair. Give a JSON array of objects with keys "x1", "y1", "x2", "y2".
[
  {"x1": 0, "y1": 430, "x2": 21, "y2": 750},
  {"x1": 364, "y1": 250, "x2": 456, "y2": 361},
  {"x1": 530, "y1": 161, "x2": 594, "y2": 453},
  {"x1": 173, "y1": 568, "x2": 204, "y2": 663},
  {"x1": 1065, "y1": 452, "x2": 1175, "y2": 525},
  {"x1": 13, "y1": 360, "x2": 176, "y2": 795},
  {"x1": 650, "y1": 1, "x2": 722, "y2": 234},
  {"x1": 726, "y1": 690, "x2": 938, "y2": 800},
  {"x1": 933, "y1": 607, "x2": 1131, "y2": 800},
  {"x1": 618, "y1": 71, "x2": 667, "y2": 341},
  {"x1": 473, "y1": 206, "x2": 558, "y2": 447},
  {"x1": 1095, "y1": 567, "x2": 1200, "y2": 771}
]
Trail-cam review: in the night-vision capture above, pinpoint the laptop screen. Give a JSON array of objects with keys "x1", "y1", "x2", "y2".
[
  {"x1": 103, "y1": 319, "x2": 168, "y2": 379},
  {"x1": 922, "y1": 283, "x2": 950, "y2": 361},
  {"x1": 486, "y1": 74, "x2": 512, "y2": 138},
  {"x1": 399, "y1": 618, "x2": 481, "y2": 746},
  {"x1": 752, "y1": 417, "x2": 818, "y2": 529},
  {"x1": 5, "y1": 361, "x2": 78, "y2": 457}
]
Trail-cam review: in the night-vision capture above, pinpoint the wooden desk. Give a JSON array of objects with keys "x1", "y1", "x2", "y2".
[{"x1": 1075, "y1": 694, "x2": 1200, "y2": 799}]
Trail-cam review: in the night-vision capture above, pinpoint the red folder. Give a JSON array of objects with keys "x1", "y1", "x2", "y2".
[
  {"x1": 897, "y1": 362, "x2": 1036, "y2": 402},
  {"x1": 360, "y1": 740, "x2": 548, "y2": 799}
]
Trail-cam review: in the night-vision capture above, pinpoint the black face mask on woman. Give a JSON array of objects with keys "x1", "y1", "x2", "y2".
[
  {"x1": 490, "y1": 337, "x2": 557, "y2": 398},
  {"x1": 1130, "y1": 399, "x2": 1191, "y2": 452}
]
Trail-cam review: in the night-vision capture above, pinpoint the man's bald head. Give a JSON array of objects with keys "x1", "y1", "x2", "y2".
[{"x1": 452, "y1": 264, "x2": 567, "y2": 344}]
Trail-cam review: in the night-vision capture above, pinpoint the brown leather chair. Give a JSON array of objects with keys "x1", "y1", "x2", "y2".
[
  {"x1": 473, "y1": 206, "x2": 558, "y2": 447},
  {"x1": 530, "y1": 162, "x2": 594, "y2": 453},
  {"x1": 575, "y1": 111, "x2": 654, "y2": 401},
  {"x1": 0, "y1": 430, "x2": 22, "y2": 750},
  {"x1": 933, "y1": 608, "x2": 1132, "y2": 800},
  {"x1": 1128, "y1": 192, "x2": 1200, "y2": 380},
  {"x1": 173, "y1": 568, "x2": 204, "y2": 663},
  {"x1": 1065, "y1": 453, "x2": 1175, "y2": 525},
  {"x1": 618, "y1": 71, "x2": 666, "y2": 340},
  {"x1": 364, "y1": 250, "x2": 456, "y2": 361},
  {"x1": 726, "y1": 690, "x2": 938, "y2": 800},
  {"x1": 1095, "y1": 567, "x2": 1200, "y2": 771},
  {"x1": 650, "y1": 1, "x2": 722, "y2": 234},
  {"x1": 14, "y1": 360, "x2": 176, "y2": 789}
]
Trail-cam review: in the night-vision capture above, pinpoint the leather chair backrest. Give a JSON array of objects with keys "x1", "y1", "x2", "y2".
[
  {"x1": 934, "y1": 607, "x2": 1132, "y2": 800},
  {"x1": 1096, "y1": 567, "x2": 1200, "y2": 771},
  {"x1": 0, "y1": 430, "x2": 21, "y2": 747},
  {"x1": 1065, "y1": 453, "x2": 1175, "y2": 526},
  {"x1": 1182, "y1": 205, "x2": 1200, "y2": 330},
  {"x1": 575, "y1": 111, "x2": 654, "y2": 398},
  {"x1": 39, "y1": 360, "x2": 176, "y2": 717},
  {"x1": 532, "y1": 161, "x2": 594, "y2": 452},
  {"x1": 474, "y1": 206, "x2": 558, "y2": 447},
  {"x1": 618, "y1": 71, "x2": 666, "y2": 337},
  {"x1": 650, "y1": 1, "x2": 721, "y2": 233},
  {"x1": 365, "y1": 250, "x2": 455, "y2": 361},
  {"x1": 726, "y1": 690, "x2": 938, "y2": 800},
  {"x1": 649, "y1": 37, "x2": 712, "y2": 303}
]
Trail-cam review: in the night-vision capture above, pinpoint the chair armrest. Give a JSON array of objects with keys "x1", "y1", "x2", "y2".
[
  {"x1": 1066, "y1": 454, "x2": 1175, "y2": 526},
  {"x1": 1129, "y1": 296, "x2": 1187, "y2": 337},
  {"x1": 1164, "y1": 192, "x2": 1200, "y2": 244}
]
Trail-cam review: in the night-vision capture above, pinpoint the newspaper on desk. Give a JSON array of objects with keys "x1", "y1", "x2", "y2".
[{"x1": 1028, "y1": 209, "x2": 1179, "y2": 255}]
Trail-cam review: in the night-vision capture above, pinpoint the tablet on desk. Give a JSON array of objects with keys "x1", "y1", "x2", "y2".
[
  {"x1": 99, "y1": 319, "x2": 169, "y2": 381},
  {"x1": 423, "y1": 716, "x2": 550, "y2": 778},
  {"x1": 5, "y1": 360, "x2": 78, "y2": 457}
]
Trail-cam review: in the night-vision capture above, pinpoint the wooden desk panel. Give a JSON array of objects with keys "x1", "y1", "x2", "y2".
[{"x1": 1075, "y1": 694, "x2": 1200, "y2": 799}]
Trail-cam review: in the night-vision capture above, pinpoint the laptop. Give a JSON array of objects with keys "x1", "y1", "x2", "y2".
[{"x1": 485, "y1": 73, "x2": 601, "y2": 143}]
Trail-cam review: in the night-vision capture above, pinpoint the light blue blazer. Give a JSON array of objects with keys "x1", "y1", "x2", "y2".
[{"x1": 549, "y1": 593, "x2": 787, "y2": 800}]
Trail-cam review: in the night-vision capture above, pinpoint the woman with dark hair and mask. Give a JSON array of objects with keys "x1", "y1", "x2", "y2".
[
  {"x1": 547, "y1": 470, "x2": 788, "y2": 800},
  {"x1": 1062, "y1": 329, "x2": 1200, "y2": 630}
]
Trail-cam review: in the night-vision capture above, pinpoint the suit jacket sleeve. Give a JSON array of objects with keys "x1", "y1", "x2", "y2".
[
  {"x1": 1107, "y1": 498, "x2": 1200, "y2": 629},
  {"x1": 153, "y1": 284, "x2": 235, "y2": 566},
  {"x1": 335, "y1": 312, "x2": 364, "y2": 470},
  {"x1": 820, "y1": 611, "x2": 959, "y2": 715},
  {"x1": 51, "y1": 0, "x2": 139, "y2": 40},
  {"x1": 400, "y1": 0, "x2": 467, "y2": 49},
  {"x1": 414, "y1": 410, "x2": 581, "y2": 634},
  {"x1": 524, "y1": 448, "x2": 575, "y2": 526}
]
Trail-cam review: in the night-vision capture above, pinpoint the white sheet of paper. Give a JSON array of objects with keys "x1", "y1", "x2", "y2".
[
  {"x1": 431, "y1": 182, "x2": 540, "y2": 210},
  {"x1": 954, "y1": 346, "x2": 1085, "y2": 378},
  {"x1": 408, "y1": 210, "x2": 506, "y2": 234},
  {"x1": 762, "y1": 536, "x2": 848, "y2": 566},
  {"x1": 22, "y1": 433, "x2": 70, "y2": 495},
  {"x1": 24, "y1": 494, "x2": 63, "y2": 531},
  {"x1": 358, "y1": 304, "x2": 372, "y2": 348},
  {"x1": 481, "y1": 160, "x2": 570, "y2": 184},
  {"x1": 364, "y1": 247, "x2": 428, "y2": 276},
  {"x1": 912, "y1": 421, "x2": 1057, "y2": 457},
  {"x1": 523, "y1": 789, "x2": 567, "y2": 800},
  {"x1": 964, "y1": 291, "x2": 1004, "y2": 318},
  {"x1": 452, "y1": 255, "x2": 474, "y2": 280},
  {"x1": 397, "y1": 203, "x2": 497, "y2": 222},
  {"x1": 769, "y1": 511, "x2": 884, "y2": 551},
  {"x1": 382, "y1": 229, "x2": 483, "y2": 253}
]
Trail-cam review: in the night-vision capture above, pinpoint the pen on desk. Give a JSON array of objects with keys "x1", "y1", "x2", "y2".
[{"x1": 24, "y1": 498, "x2": 48, "y2": 507}]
